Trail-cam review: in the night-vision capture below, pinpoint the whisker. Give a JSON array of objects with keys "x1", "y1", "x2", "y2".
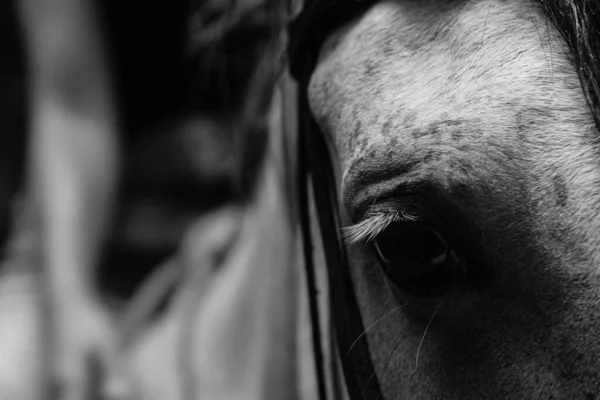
[
  {"x1": 346, "y1": 303, "x2": 407, "y2": 357},
  {"x1": 371, "y1": 322, "x2": 414, "y2": 383},
  {"x1": 480, "y1": 0, "x2": 493, "y2": 47},
  {"x1": 414, "y1": 298, "x2": 444, "y2": 370}
]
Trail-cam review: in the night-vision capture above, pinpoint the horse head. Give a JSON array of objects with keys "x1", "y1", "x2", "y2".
[{"x1": 293, "y1": 0, "x2": 600, "y2": 398}]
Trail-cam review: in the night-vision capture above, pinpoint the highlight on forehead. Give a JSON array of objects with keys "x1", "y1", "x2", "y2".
[{"x1": 342, "y1": 206, "x2": 418, "y2": 244}]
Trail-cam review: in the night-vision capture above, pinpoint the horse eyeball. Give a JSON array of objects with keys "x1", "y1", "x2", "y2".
[{"x1": 372, "y1": 223, "x2": 464, "y2": 298}]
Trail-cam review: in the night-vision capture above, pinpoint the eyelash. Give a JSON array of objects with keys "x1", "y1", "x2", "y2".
[{"x1": 342, "y1": 209, "x2": 420, "y2": 245}]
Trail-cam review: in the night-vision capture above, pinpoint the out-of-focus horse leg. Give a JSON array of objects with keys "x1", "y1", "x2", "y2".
[{"x1": 17, "y1": 0, "x2": 125, "y2": 399}]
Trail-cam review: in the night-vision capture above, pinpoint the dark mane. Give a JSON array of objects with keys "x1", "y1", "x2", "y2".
[{"x1": 288, "y1": 0, "x2": 600, "y2": 129}]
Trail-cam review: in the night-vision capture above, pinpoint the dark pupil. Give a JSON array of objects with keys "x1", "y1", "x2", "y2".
[
  {"x1": 376, "y1": 224, "x2": 447, "y2": 274},
  {"x1": 374, "y1": 223, "x2": 462, "y2": 297}
]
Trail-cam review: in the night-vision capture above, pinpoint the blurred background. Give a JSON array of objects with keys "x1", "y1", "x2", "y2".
[{"x1": 0, "y1": 1, "x2": 304, "y2": 399}]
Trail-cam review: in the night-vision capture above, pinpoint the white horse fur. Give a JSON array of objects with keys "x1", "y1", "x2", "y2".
[{"x1": 308, "y1": 0, "x2": 600, "y2": 398}]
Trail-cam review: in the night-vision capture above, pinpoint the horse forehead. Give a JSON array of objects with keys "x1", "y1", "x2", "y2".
[{"x1": 307, "y1": 0, "x2": 590, "y2": 176}]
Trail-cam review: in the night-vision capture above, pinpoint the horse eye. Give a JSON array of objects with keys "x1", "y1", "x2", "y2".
[{"x1": 372, "y1": 222, "x2": 466, "y2": 298}]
